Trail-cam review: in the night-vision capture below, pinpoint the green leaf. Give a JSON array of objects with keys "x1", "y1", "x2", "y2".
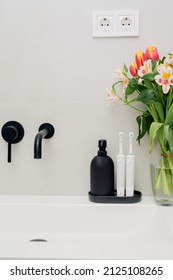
[
  {"x1": 136, "y1": 112, "x2": 153, "y2": 144},
  {"x1": 136, "y1": 115, "x2": 142, "y2": 144},
  {"x1": 123, "y1": 63, "x2": 128, "y2": 73},
  {"x1": 160, "y1": 56, "x2": 166, "y2": 64},
  {"x1": 144, "y1": 79, "x2": 153, "y2": 89},
  {"x1": 136, "y1": 89, "x2": 156, "y2": 104},
  {"x1": 125, "y1": 78, "x2": 138, "y2": 96},
  {"x1": 165, "y1": 103, "x2": 173, "y2": 125},
  {"x1": 154, "y1": 102, "x2": 165, "y2": 123},
  {"x1": 151, "y1": 60, "x2": 157, "y2": 71},
  {"x1": 151, "y1": 60, "x2": 159, "y2": 75},
  {"x1": 142, "y1": 73, "x2": 155, "y2": 81},
  {"x1": 145, "y1": 114, "x2": 154, "y2": 132},
  {"x1": 157, "y1": 125, "x2": 170, "y2": 153},
  {"x1": 136, "y1": 84, "x2": 147, "y2": 92},
  {"x1": 154, "y1": 84, "x2": 165, "y2": 105},
  {"x1": 149, "y1": 122, "x2": 163, "y2": 152}
]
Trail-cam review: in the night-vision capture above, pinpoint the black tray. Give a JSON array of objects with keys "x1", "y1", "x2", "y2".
[{"x1": 88, "y1": 190, "x2": 142, "y2": 203}]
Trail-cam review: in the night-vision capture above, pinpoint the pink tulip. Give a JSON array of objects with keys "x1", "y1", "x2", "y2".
[
  {"x1": 135, "y1": 50, "x2": 147, "y2": 69},
  {"x1": 146, "y1": 45, "x2": 159, "y2": 61},
  {"x1": 129, "y1": 62, "x2": 138, "y2": 77}
]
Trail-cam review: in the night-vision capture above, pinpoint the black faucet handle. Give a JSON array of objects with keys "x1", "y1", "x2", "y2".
[
  {"x1": 2, "y1": 125, "x2": 18, "y2": 143},
  {"x1": 1, "y1": 121, "x2": 24, "y2": 162}
]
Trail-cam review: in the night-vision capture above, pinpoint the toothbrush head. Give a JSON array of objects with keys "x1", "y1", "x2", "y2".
[
  {"x1": 129, "y1": 132, "x2": 134, "y2": 139},
  {"x1": 118, "y1": 132, "x2": 124, "y2": 154},
  {"x1": 129, "y1": 132, "x2": 134, "y2": 154}
]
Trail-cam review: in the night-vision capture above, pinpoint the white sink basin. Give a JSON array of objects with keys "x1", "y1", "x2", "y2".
[{"x1": 0, "y1": 195, "x2": 173, "y2": 259}]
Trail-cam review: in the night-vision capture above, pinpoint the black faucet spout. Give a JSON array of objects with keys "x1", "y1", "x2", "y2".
[
  {"x1": 34, "y1": 129, "x2": 48, "y2": 159},
  {"x1": 34, "y1": 123, "x2": 55, "y2": 159}
]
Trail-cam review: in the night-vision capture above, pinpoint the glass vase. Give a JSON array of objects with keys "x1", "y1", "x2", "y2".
[{"x1": 150, "y1": 126, "x2": 173, "y2": 206}]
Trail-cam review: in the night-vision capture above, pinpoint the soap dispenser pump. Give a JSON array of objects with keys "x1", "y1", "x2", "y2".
[{"x1": 90, "y1": 139, "x2": 114, "y2": 196}]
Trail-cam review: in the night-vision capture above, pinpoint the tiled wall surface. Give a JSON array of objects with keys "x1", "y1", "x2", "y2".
[{"x1": 0, "y1": 0, "x2": 170, "y2": 195}]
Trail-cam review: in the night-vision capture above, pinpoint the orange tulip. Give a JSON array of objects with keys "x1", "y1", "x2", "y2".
[
  {"x1": 129, "y1": 61, "x2": 138, "y2": 77},
  {"x1": 146, "y1": 45, "x2": 159, "y2": 61},
  {"x1": 135, "y1": 50, "x2": 146, "y2": 69}
]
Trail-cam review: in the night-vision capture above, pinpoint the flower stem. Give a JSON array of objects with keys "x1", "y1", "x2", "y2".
[
  {"x1": 125, "y1": 103, "x2": 145, "y2": 113},
  {"x1": 112, "y1": 83, "x2": 145, "y2": 113}
]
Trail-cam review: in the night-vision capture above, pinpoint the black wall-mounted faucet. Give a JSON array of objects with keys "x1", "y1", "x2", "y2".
[
  {"x1": 34, "y1": 123, "x2": 55, "y2": 159},
  {"x1": 1, "y1": 121, "x2": 25, "y2": 162}
]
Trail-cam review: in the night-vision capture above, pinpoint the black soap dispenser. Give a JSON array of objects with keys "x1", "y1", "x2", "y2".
[{"x1": 90, "y1": 139, "x2": 114, "y2": 196}]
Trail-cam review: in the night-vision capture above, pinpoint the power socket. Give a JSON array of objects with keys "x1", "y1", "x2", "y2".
[
  {"x1": 119, "y1": 16, "x2": 135, "y2": 32},
  {"x1": 117, "y1": 11, "x2": 139, "y2": 36},
  {"x1": 98, "y1": 16, "x2": 113, "y2": 32},
  {"x1": 93, "y1": 10, "x2": 139, "y2": 37},
  {"x1": 93, "y1": 11, "x2": 115, "y2": 37}
]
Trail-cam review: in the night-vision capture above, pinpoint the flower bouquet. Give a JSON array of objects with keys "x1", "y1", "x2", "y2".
[{"x1": 107, "y1": 46, "x2": 173, "y2": 205}]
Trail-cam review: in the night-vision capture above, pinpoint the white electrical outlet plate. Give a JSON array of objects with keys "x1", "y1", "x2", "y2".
[{"x1": 93, "y1": 10, "x2": 139, "y2": 37}]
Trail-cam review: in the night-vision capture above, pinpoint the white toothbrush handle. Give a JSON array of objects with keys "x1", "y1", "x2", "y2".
[
  {"x1": 116, "y1": 155, "x2": 125, "y2": 197},
  {"x1": 126, "y1": 154, "x2": 135, "y2": 197}
]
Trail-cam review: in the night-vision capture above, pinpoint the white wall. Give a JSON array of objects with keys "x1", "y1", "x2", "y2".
[{"x1": 0, "y1": 0, "x2": 171, "y2": 195}]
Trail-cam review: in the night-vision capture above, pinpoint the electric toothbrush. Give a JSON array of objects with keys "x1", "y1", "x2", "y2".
[
  {"x1": 116, "y1": 132, "x2": 125, "y2": 197},
  {"x1": 126, "y1": 132, "x2": 135, "y2": 197}
]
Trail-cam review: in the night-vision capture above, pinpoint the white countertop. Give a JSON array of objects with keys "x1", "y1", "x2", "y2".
[{"x1": 0, "y1": 194, "x2": 155, "y2": 206}]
